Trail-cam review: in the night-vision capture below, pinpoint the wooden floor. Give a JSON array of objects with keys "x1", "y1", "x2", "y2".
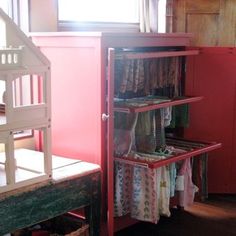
[{"x1": 115, "y1": 194, "x2": 236, "y2": 236}]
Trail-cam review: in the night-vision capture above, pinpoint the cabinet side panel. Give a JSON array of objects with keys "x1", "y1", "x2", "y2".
[
  {"x1": 231, "y1": 74, "x2": 236, "y2": 193},
  {"x1": 35, "y1": 38, "x2": 103, "y2": 166},
  {"x1": 185, "y1": 47, "x2": 236, "y2": 193}
]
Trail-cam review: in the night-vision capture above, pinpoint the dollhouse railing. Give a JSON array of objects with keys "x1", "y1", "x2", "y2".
[{"x1": 0, "y1": 46, "x2": 23, "y2": 68}]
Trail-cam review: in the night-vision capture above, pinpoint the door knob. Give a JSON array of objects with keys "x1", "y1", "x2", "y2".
[{"x1": 102, "y1": 113, "x2": 110, "y2": 121}]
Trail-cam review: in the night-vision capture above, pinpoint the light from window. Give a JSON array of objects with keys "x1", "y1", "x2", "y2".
[
  {"x1": 0, "y1": 0, "x2": 11, "y2": 16},
  {"x1": 58, "y1": 0, "x2": 139, "y2": 23},
  {"x1": 0, "y1": 0, "x2": 8, "y2": 13},
  {"x1": 158, "y1": 0, "x2": 166, "y2": 33}
]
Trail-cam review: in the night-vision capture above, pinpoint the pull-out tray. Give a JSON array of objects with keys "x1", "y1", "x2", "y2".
[
  {"x1": 114, "y1": 96, "x2": 203, "y2": 113},
  {"x1": 114, "y1": 137, "x2": 221, "y2": 169}
]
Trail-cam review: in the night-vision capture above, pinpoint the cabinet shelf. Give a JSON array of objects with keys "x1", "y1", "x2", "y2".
[
  {"x1": 115, "y1": 50, "x2": 199, "y2": 60},
  {"x1": 114, "y1": 96, "x2": 203, "y2": 113},
  {"x1": 114, "y1": 138, "x2": 221, "y2": 169}
]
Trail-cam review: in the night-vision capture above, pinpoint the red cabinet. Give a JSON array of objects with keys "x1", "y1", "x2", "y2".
[{"x1": 31, "y1": 33, "x2": 228, "y2": 235}]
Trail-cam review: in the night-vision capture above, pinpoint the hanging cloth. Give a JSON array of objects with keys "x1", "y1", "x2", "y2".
[
  {"x1": 131, "y1": 165, "x2": 160, "y2": 223},
  {"x1": 158, "y1": 165, "x2": 171, "y2": 217},
  {"x1": 114, "y1": 162, "x2": 132, "y2": 217},
  {"x1": 176, "y1": 158, "x2": 198, "y2": 208},
  {"x1": 114, "y1": 112, "x2": 138, "y2": 157}
]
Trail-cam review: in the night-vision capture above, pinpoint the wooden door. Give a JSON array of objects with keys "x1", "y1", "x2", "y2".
[{"x1": 173, "y1": 0, "x2": 236, "y2": 46}]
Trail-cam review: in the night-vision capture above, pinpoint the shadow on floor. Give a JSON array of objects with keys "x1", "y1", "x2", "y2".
[{"x1": 115, "y1": 194, "x2": 236, "y2": 236}]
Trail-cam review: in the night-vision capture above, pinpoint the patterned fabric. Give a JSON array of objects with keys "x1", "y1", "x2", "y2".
[
  {"x1": 114, "y1": 108, "x2": 173, "y2": 223},
  {"x1": 131, "y1": 166, "x2": 159, "y2": 223},
  {"x1": 134, "y1": 109, "x2": 166, "y2": 152},
  {"x1": 135, "y1": 111, "x2": 156, "y2": 153},
  {"x1": 113, "y1": 55, "x2": 194, "y2": 222},
  {"x1": 115, "y1": 56, "x2": 183, "y2": 96},
  {"x1": 114, "y1": 161, "x2": 171, "y2": 223},
  {"x1": 114, "y1": 162, "x2": 132, "y2": 216},
  {"x1": 118, "y1": 59, "x2": 146, "y2": 94}
]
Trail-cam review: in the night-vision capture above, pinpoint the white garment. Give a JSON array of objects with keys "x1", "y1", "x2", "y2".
[{"x1": 163, "y1": 106, "x2": 172, "y2": 127}]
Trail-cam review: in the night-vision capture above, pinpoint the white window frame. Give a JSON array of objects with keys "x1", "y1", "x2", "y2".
[{"x1": 0, "y1": 0, "x2": 29, "y2": 32}]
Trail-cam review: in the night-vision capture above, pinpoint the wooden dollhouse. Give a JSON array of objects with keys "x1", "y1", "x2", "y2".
[{"x1": 0, "y1": 7, "x2": 52, "y2": 193}]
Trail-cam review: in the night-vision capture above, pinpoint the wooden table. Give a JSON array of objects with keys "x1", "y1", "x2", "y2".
[{"x1": 0, "y1": 149, "x2": 101, "y2": 236}]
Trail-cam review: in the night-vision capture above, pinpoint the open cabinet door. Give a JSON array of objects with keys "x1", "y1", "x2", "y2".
[
  {"x1": 185, "y1": 47, "x2": 236, "y2": 193},
  {"x1": 106, "y1": 48, "x2": 115, "y2": 236}
]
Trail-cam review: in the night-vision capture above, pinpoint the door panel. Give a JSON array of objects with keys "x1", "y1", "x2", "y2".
[
  {"x1": 185, "y1": 0, "x2": 220, "y2": 12},
  {"x1": 185, "y1": 47, "x2": 236, "y2": 193},
  {"x1": 186, "y1": 14, "x2": 219, "y2": 46},
  {"x1": 230, "y1": 82, "x2": 236, "y2": 193},
  {"x1": 174, "y1": 0, "x2": 236, "y2": 46}
]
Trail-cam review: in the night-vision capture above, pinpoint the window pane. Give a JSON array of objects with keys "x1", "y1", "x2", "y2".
[
  {"x1": 158, "y1": 0, "x2": 166, "y2": 33},
  {"x1": 0, "y1": 0, "x2": 11, "y2": 15},
  {"x1": 58, "y1": 0, "x2": 139, "y2": 23}
]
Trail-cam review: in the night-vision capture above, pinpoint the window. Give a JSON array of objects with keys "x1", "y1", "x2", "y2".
[
  {"x1": 0, "y1": 0, "x2": 10, "y2": 107},
  {"x1": 0, "y1": 0, "x2": 11, "y2": 15},
  {"x1": 0, "y1": 0, "x2": 29, "y2": 32},
  {"x1": 58, "y1": 0, "x2": 167, "y2": 33},
  {"x1": 58, "y1": 0, "x2": 139, "y2": 32},
  {"x1": 158, "y1": 0, "x2": 166, "y2": 33},
  {"x1": 58, "y1": 0, "x2": 139, "y2": 23}
]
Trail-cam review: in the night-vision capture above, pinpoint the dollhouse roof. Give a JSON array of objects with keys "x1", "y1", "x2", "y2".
[{"x1": 0, "y1": 8, "x2": 50, "y2": 69}]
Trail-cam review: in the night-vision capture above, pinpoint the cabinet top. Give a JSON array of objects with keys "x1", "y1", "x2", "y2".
[
  {"x1": 30, "y1": 32, "x2": 194, "y2": 48},
  {"x1": 29, "y1": 31, "x2": 193, "y2": 38}
]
